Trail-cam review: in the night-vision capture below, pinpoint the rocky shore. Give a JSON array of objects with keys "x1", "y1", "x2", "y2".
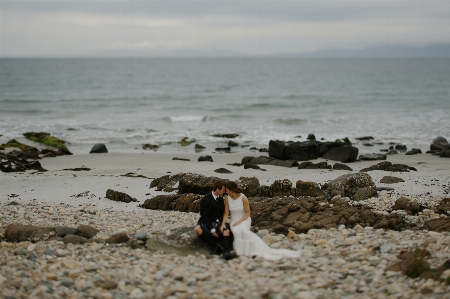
[
  {"x1": 1, "y1": 201, "x2": 450, "y2": 299},
  {"x1": 1, "y1": 136, "x2": 450, "y2": 298}
]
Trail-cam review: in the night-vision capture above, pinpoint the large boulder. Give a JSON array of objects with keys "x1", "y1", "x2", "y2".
[
  {"x1": 321, "y1": 172, "x2": 377, "y2": 201},
  {"x1": 268, "y1": 140, "x2": 325, "y2": 161},
  {"x1": 392, "y1": 197, "x2": 420, "y2": 214},
  {"x1": 321, "y1": 145, "x2": 359, "y2": 163}
]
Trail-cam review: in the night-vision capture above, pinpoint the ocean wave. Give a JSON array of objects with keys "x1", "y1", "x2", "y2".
[
  {"x1": 274, "y1": 118, "x2": 308, "y2": 125},
  {"x1": 162, "y1": 115, "x2": 208, "y2": 122}
]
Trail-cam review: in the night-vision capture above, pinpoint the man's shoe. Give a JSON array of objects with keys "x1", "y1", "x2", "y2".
[{"x1": 223, "y1": 250, "x2": 237, "y2": 260}]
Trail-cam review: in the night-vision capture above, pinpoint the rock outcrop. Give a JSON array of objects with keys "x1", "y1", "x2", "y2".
[{"x1": 321, "y1": 173, "x2": 377, "y2": 201}]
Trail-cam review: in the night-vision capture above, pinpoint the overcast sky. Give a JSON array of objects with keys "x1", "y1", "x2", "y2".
[{"x1": 1, "y1": 0, "x2": 449, "y2": 57}]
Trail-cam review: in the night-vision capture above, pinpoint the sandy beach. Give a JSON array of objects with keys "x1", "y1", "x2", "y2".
[{"x1": 1, "y1": 149, "x2": 450, "y2": 298}]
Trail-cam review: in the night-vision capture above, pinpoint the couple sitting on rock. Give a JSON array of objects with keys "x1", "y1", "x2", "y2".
[{"x1": 194, "y1": 180, "x2": 301, "y2": 261}]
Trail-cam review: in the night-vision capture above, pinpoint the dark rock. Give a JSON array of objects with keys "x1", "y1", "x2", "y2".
[
  {"x1": 0, "y1": 152, "x2": 45, "y2": 173},
  {"x1": 296, "y1": 223, "x2": 313, "y2": 234},
  {"x1": 102, "y1": 280, "x2": 118, "y2": 290},
  {"x1": 321, "y1": 173, "x2": 377, "y2": 201},
  {"x1": 387, "y1": 150, "x2": 398, "y2": 155},
  {"x1": 359, "y1": 154, "x2": 387, "y2": 161},
  {"x1": 215, "y1": 147, "x2": 231, "y2": 152},
  {"x1": 269, "y1": 140, "x2": 324, "y2": 161},
  {"x1": 55, "y1": 226, "x2": 77, "y2": 237},
  {"x1": 333, "y1": 163, "x2": 353, "y2": 171},
  {"x1": 395, "y1": 144, "x2": 407, "y2": 152},
  {"x1": 212, "y1": 134, "x2": 239, "y2": 138},
  {"x1": 198, "y1": 155, "x2": 213, "y2": 162},
  {"x1": 430, "y1": 136, "x2": 448, "y2": 151},
  {"x1": 140, "y1": 193, "x2": 202, "y2": 212},
  {"x1": 440, "y1": 144, "x2": 450, "y2": 158},
  {"x1": 355, "y1": 136, "x2": 374, "y2": 141},
  {"x1": 63, "y1": 234, "x2": 87, "y2": 244},
  {"x1": 298, "y1": 162, "x2": 313, "y2": 169},
  {"x1": 195, "y1": 144, "x2": 206, "y2": 149},
  {"x1": 361, "y1": 161, "x2": 416, "y2": 172},
  {"x1": 267, "y1": 159, "x2": 299, "y2": 168},
  {"x1": 405, "y1": 148, "x2": 422, "y2": 155},
  {"x1": 76, "y1": 225, "x2": 99, "y2": 238},
  {"x1": 302, "y1": 162, "x2": 330, "y2": 169},
  {"x1": 321, "y1": 145, "x2": 359, "y2": 163},
  {"x1": 106, "y1": 233, "x2": 130, "y2": 244},
  {"x1": 377, "y1": 187, "x2": 395, "y2": 191},
  {"x1": 380, "y1": 176, "x2": 405, "y2": 184},
  {"x1": 259, "y1": 148, "x2": 268, "y2": 152},
  {"x1": 385, "y1": 248, "x2": 430, "y2": 277},
  {"x1": 307, "y1": 133, "x2": 316, "y2": 140},
  {"x1": 228, "y1": 141, "x2": 239, "y2": 147},
  {"x1": 244, "y1": 163, "x2": 260, "y2": 169},
  {"x1": 106, "y1": 189, "x2": 138, "y2": 203},
  {"x1": 242, "y1": 156, "x2": 274, "y2": 165},
  {"x1": 393, "y1": 197, "x2": 420, "y2": 214},
  {"x1": 434, "y1": 202, "x2": 450, "y2": 215},
  {"x1": 214, "y1": 168, "x2": 232, "y2": 173},
  {"x1": 172, "y1": 157, "x2": 190, "y2": 161},
  {"x1": 89, "y1": 143, "x2": 108, "y2": 154},
  {"x1": 142, "y1": 144, "x2": 159, "y2": 150}
]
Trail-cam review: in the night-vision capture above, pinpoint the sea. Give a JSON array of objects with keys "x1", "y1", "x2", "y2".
[{"x1": 0, "y1": 58, "x2": 449, "y2": 155}]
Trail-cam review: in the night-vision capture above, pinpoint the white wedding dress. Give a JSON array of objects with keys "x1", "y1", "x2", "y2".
[{"x1": 227, "y1": 194, "x2": 301, "y2": 261}]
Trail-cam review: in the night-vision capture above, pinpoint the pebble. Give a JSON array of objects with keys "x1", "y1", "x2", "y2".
[{"x1": 0, "y1": 201, "x2": 449, "y2": 299}]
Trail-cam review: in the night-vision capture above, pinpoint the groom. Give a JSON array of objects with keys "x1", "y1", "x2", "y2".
[{"x1": 194, "y1": 180, "x2": 236, "y2": 260}]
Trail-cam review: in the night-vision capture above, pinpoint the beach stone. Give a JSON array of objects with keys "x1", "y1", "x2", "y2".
[
  {"x1": 63, "y1": 234, "x2": 87, "y2": 244},
  {"x1": 55, "y1": 226, "x2": 77, "y2": 237},
  {"x1": 14, "y1": 249, "x2": 28, "y2": 255},
  {"x1": 342, "y1": 238, "x2": 358, "y2": 246},
  {"x1": 380, "y1": 176, "x2": 405, "y2": 184},
  {"x1": 393, "y1": 197, "x2": 420, "y2": 215},
  {"x1": 405, "y1": 148, "x2": 422, "y2": 155},
  {"x1": 332, "y1": 163, "x2": 353, "y2": 171},
  {"x1": 106, "y1": 233, "x2": 130, "y2": 244},
  {"x1": 359, "y1": 153, "x2": 387, "y2": 161},
  {"x1": 296, "y1": 223, "x2": 313, "y2": 234},
  {"x1": 89, "y1": 143, "x2": 108, "y2": 153},
  {"x1": 102, "y1": 280, "x2": 118, "y2": 290},
  {"x1": 76, "y1": 224, "x2": 99, "y2": 238},
  {"x1": 198, "y1": 155, "x2": 213, "y2": 162},
  {"x1": 134, "y1": 232, "x2": 147, "y2": 240}
]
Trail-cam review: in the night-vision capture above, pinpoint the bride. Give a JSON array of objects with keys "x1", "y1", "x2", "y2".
[{"x1": 219, "y1": 181, "x2": 301, "y2": 260}]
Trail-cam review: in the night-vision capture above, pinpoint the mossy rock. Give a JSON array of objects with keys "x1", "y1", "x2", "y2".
[
  {"x1": 23, "y1": 132, "x2": 72, "y2": 155},
  {"x1": 178, "y1": 137, "x2": 196, "y2": 146},
  {"x1": 1, "y1": 139, "x2": 38, "y2": 151},
  {"x1": 143, "y1": 143, "x2": 159, "y2": 150}
]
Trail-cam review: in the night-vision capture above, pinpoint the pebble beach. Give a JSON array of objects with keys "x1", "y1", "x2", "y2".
[{"x1": 1, "y1": 150, "x2": 450, "y2": 299}]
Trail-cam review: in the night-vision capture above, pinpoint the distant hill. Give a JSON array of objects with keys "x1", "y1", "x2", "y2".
[{"x1": 303, "y1": 44, "x2": 450, "y2": 58}]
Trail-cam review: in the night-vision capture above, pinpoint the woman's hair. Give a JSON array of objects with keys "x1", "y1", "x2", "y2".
[{"x1": 225, "y1": 181, "x2": 241, "y2": 193}]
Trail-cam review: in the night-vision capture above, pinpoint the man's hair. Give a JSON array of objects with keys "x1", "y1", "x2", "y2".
[{"x1": 213, "y1": 180, "x2": 225, "y2": 191}]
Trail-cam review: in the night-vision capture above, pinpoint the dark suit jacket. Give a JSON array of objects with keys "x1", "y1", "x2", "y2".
[{"x1": 198, "y1": 192, "x2": 224, "y2": 232}]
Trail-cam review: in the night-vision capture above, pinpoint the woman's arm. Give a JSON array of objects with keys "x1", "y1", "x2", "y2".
[
  {"x1": 233, "y1": 195, "x2": 251, "y2": 226},
  {"x1": 220, "y1": 195, "x2": 229, "y2": 233}
]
